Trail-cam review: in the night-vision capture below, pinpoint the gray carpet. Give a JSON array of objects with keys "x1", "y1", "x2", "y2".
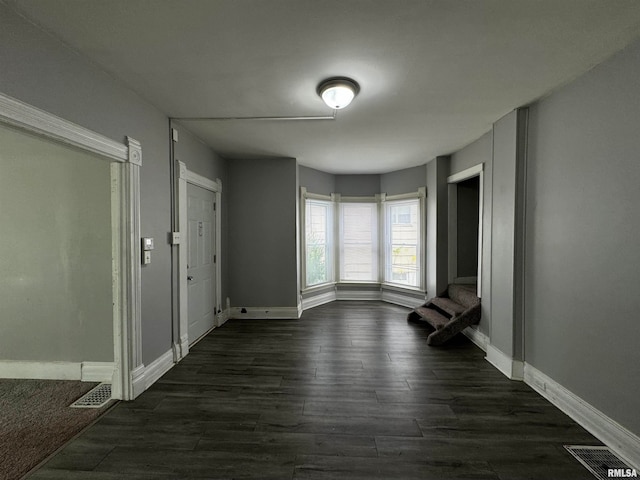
[{"x1": 0, "y1": 379, "x2": 112, "y2": 480}]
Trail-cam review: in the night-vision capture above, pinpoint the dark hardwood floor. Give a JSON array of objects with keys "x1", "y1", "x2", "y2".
[{"x1": 29, "y1": 301, "x2": 599, "y2": 479}]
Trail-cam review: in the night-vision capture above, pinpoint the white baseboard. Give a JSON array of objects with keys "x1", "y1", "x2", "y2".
[
  {"x1": 230, "y1": 306, "x2": 301, "y2": 319},
  {"x1": 131, "y1": 364, "x2": 146, "y2": 399},
  {"x1": 0, "y1": 360, "x2": 113, "y2": 382},
  {"x1": 216, "y1": 308, "x2": 231, "y2": 327},
  {"x1": 302, "y1": 290, "x2": 337, "y2": 310},
  {"x1": 144, "y1": 349, "x2": 174, "y2": 390},
  {"x1": 336, "y1": 289, "x2": 381, "y2": 301},
  {"x1": 524, "y1": 363, "x2": 640, "y2": 470},
  {"x1": 0, "y1": 361, "x2": 81, "y2": 380},
  {"x1": 81, "y1": 362, "x2": 114, "y2": 382},
  {"x1": 463, "y1": 326, "x2": 489, "y2": 352},
  {"x1": 381, "y1": 289, "x2": 424, "y2": 308},
  {"x1": 485, "y1": 344, "x2": 524, "y2": 380},
  {"x1": 131, "y1": 348, "x2": 175, "y2": 399}
]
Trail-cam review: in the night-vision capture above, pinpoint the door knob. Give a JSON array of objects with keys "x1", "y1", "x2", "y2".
[{"x1": 187, "y1": 276, "x2": 194, "y2": 281}]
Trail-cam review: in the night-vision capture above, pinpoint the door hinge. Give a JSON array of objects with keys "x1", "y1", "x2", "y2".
[{"x1": 213, "y1": 202, "x2": 216, "y2": 212}]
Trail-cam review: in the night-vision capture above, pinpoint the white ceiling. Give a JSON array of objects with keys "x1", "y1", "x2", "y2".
[{"x1": 7, "y1": 0, "x2": 640, "y2": 173}]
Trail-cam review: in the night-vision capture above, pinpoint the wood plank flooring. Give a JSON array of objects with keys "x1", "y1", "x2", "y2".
[{"x1": 29, "y1": 301, "x2": 599, "y2": 479}]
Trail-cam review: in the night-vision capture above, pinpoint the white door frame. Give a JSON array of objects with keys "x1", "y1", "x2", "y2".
[
  {"x1": 175, "y1": 161, "x2": 222, "y2": 360},
  {"x1": 447, "y1": 163, "x2": 484, "y2": 297},
  {"x1": 0, "y1": 92, "x2": 142, "y2": 400}
]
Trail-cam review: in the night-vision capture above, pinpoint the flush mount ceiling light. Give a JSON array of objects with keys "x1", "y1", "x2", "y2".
[{"x1": 317, "y1": 77, "x2": 360, "y2": 110}]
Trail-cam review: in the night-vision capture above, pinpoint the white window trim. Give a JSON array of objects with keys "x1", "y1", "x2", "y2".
[
  {"x1": 300, "y1": 187, "x2": 335, "y2": 290},
  {"x1": 380, "y1": 187, "x2": 426, "y2": 290}
]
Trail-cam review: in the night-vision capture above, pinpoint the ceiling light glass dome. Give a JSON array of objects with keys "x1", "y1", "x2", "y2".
[{"x1": 317, "y1": 78, "x2": 360, "y2": 110}]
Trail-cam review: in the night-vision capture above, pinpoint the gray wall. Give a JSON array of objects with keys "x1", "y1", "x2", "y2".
[
  {"x1": 380, "y1": 165, "x2": 427, "y2": 195},
  {"x1": 426, "y1": 156, "x2": 449, "y2": 298},
  {"x1": 450, "y1": 132, "x2": 493, "y2": 335},
  {"x1": 456, "y1": 177, "x2": 480, "y2": 277},
  {"x1": 335, "y1": 174, "x2": 380, "y2": 196},
  {"x1": 489, "y1": 110, "x2": 520, "y2": 358},
  {"x1": 525, "y1": 38, "x2": 640, "y2": 437},
  {"x1": 0, "y1": 4, "x2": 172, "y2": 365},
  {"x1": 227, "y1": 158, "x2": 299, "y2": 308},
  {"x1": 301, "y1": 166, "x2": 428, "y2": 197},
  {"x1": 299, "y1": 166, "x2": 335, "y2": 196},
  {"x1": 0, "y1": 124, "x2": 113, "y2": 362}
]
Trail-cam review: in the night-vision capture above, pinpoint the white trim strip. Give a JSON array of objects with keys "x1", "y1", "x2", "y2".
[
  {"x1": 302, "y1": 290, "x2": 338, "y2": 310},
  {"x1": 184, "y1": 168, "x2": 221, "y2": 192},
  {"x1": 131, "y1": 349, "x2": 175, "y2": 396},
  {"x1": 463, "y1": 326, "x2": 489, "y2": 352},
  {"x1": 81, "y1": 362, "x2": 115, "y2": 382},
  {"x1": 485, "y1": 344, "x2": 524, "y2": 380},
  {"x1": 335, "y1": 289, "x2": 382, "y2": 301},
  {"x1": 447, "y1": 163, "x2": 484, "y2": 184},
  {"x1": 0, "y1": 92, "x2": 128, "y2": 162},
  {"x1": 216, "y1": 308, "x2": 231, "y2": 327},
  {"x1": 524, "y1": 364, "x2": 640, "y2": 470},
  {"x1": 0, "y1": 361, "x2": 81, "y2": 380},
  {"x1": 380, "y1": 289, "x2": 424, "y2": 308},
  {"x1": 230, "y1": 307, "x2": 301, "y2": 319}
]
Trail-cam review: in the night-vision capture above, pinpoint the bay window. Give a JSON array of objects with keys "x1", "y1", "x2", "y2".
[{"x1": 301, "y1": 187, "x2": 425, "y2": 291}]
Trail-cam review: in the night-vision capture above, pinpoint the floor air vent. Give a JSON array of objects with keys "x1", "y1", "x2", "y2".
[
  {"x1": 565, "y1": 445, "x2": 636, "y2": 480},
  {"x1": 70, "y1": 383, "x2": 112, "y2": 409}
]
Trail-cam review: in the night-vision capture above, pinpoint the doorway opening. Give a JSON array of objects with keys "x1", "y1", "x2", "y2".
[
  {"x1": 0, "y1": 91, "x2": 142, "y2": 401},
  {"x1": 448, "y1": 164, "x2": 483, "y2": 297},
  {"x1": 175, "y1": 161, "x2": 222, "y2": 360}
]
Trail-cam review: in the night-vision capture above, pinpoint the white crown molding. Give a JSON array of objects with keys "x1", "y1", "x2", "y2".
[
  {"x1": 0, "y1": 92, "x2": 128, "y2": 162},
  {"x1": 485, "y1": 344, "x2": 524, "y2": 380},
  {"x1": 230, "y1": 307, "x2": 301, "y2": 319},
  {"x1": 524, "y1": 364, "x2": 640, "y2": 470}
]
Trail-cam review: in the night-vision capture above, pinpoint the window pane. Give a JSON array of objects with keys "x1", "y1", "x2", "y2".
[
  {"x1": 306, "y1": 200, "x2": 332, "y2": 286},
  {"x1": 386, "y1": 200, "x2": 420, "y2": 287},
  {"x1": 340, "y1": 203, "x2": 378, "y2": 281}
]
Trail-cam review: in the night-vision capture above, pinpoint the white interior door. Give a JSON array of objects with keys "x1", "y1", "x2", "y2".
[{"x1": 187, "y1": 183, "x2": 216, "y2": 345}]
